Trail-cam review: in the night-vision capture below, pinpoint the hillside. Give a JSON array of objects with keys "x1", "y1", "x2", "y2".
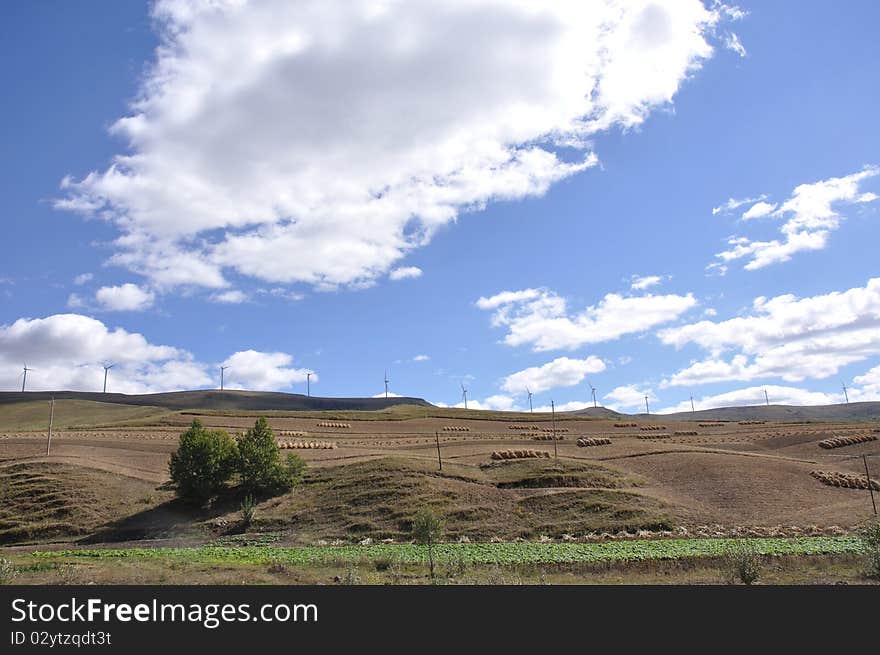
[
  {"x1": 0, "y1": 390, "x2": 431, "y2": 412},
  {"x1": 655, "y1": 401, "x2": 880, "y2": 423}
]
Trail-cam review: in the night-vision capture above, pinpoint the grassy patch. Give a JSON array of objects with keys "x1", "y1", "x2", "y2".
[{"x1": 0, "y1": 400, "x2": 168, "y2": 432}]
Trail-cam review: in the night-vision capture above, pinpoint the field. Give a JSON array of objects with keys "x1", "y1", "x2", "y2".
[{"x1": 1, "y1": 392, "x2": 879, "y2": 584}]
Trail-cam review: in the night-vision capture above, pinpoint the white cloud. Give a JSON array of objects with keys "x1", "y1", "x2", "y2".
[
  {"x1": 389, "y1": 266, "x2": 423, "y2": 281},
  {"x1": 714, "y1": 166, "x2": 879, "y2": 270},
  {"x1": 477, "y1": 287, "x2": 697, "y2": 352},
  {"x1": 723, "y1": 32, "x2": 746, "y2": 57},
  {"x1": 220, "y1": 350, "x2": 313, "y2": 391},
  {"x1": 413, "y1": 354, "x2": 430, "y2": 362},
  {"x1": 660, "y1": 277, "x2": 880, "y2": 386},
  {"x1": 741, "y1": 200, "x2": 776, "y2": 220},
  {"x1": 73, "y1": 273, "x2": 93, "y2": 286},
  {"x1": 532, "y1": 400, "x2": 593, "y2": 413},
  {"x1": 0, "y1": 313, "x2": 208, "y2": 393},
  {"x1": 95, "y1": 284, "x2": 155, "y2": 312},
  {"x1": 500, "y1": 355, "x2": 605, "y2": 395},
  {"x1": 603, "y1": 384, "x2": 656, "y2": 412},
  {"x1": 712, "y1": 194, "x2": 766, "y2": 216},
  {"x1": 630, "y1": 274, "x2": 663, "y2": 290},
  {"x1": 372, "y1": 391, "x2": 404, "y2": 399},
  {"x1": 657, "y1": 385, "x2": 841, "y2": 414},
  {"x1": 210, "y1": 290, "x2": 249, "y2": 304},
  {"x1": 850, "y1": 364, "x2": 880, "y2": 402},
  {"x1": 56, "y1": 0, "x2": 733, "y2": 293}
]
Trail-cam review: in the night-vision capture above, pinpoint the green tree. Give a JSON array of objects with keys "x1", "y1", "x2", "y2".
[
  {"x1": 169, "y1": 419, "x2": 237, "y2": 503},
  {"x1": 236, "y1": 418, "x2": 304, "y2": 493},
  {"x1": 411, "y1": 506, "x2": 445, "y2": 580}
]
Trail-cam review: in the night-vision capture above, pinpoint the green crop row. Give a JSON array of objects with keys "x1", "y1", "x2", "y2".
[{"x1": 31, "y1": 536, "x2": 863, "y2": 566}]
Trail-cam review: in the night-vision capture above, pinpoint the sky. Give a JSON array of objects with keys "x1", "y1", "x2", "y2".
[{"x1": 2, "y1": 0, "x2": 880, "y2": 414}]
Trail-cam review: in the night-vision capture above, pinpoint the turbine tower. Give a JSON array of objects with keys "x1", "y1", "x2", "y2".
[
  {"x1": 102, "y1": 363, "x2": 115, "y2": 393},
  {"x1": 460, "y1": 383, "x2": 468, "y2": 409},
  {"x1": 763, "y1": 389, "x2": 770, "y2": 406},
  {"x1": 526, "y1": 387, "x2": 533, "y2": 413},
  {"x1": 220, "y1": 365, "x2": 230, "y2": 391},
  {"x1": 306, "y1": 372, "x2": 312, "y2": 397},
  {"x1": 690, "y1": 395, "x2": 695, "y2": 413},
  {"x1": 644, "y1": 394, "x2": 650, "y2": 415},
  {"x1": 842, "y1": 382, "x2": 849, "y2": 404},
  {"x1": 384, "y1": 370, "x2": 390, "y2": 399},
  {"x1": 21, "y1": 365, "x2": 32, "y2": 392},
  {"x1": 588, "y1": 381, "x2": 597, "y2": 408}
]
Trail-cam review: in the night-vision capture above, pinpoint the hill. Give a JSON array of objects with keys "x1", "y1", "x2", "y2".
[
  {"x1": 655, "y1": 401, "x2": 880, "y2": 422},
  {"x1": 0, "y1": 390, "x2": 431, "y2": 413}
]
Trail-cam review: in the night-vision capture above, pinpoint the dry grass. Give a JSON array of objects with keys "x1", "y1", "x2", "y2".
[{"x1": 818, "y1": 434, "x2": 877, "y2": 449}]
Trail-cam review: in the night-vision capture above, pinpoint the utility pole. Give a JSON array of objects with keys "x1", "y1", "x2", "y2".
[
  {"x1": 220, "y1": 365, "x2": 229, "y2": 391},
  {"x1": 645, "y1": 395, "x2": 650, "y2": 415},
  {"x1": 46, "y1": 394, "x2": 55, "y2": 456},
  {"x1": 435, "y1": 432, "x2": 442, "y2": 471},
  {"x1": 864, "y1": 455, "x2": 877, "y2": 516},
  {"x1": 551, "y1": 400, "x2": 558, "y2": 459},
  {"x1": 307, "y1": 372, "x2": 312, "y2": 397}
]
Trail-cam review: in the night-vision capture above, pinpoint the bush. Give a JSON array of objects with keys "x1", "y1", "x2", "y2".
[
  {"x1": 860, "y1": 520, "x2": 880, "y2": 580},
  {"x1": 0, "y1": 558, "x2": 15, "y2": 585},
  {"x1": 721, "y1": 540, "x2": 762, "y2": 585},
  {"x1": 169, "y1": 420, "x2": 237, "y2": 502},
  {"x1": 236, "y1": 418, "x2": 305, "y2": 493},
  {"x1": 240, "y1": 494, "x2": 257, "y2": 530},
  {"x1": 412, "y1": 507, "x2": 445, "y2": 580}
]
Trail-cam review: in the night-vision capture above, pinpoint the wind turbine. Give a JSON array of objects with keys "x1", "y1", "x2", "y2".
[
  {"x1": 588, "y1": 381, "x2": 597, "y2": 408},
  {"x1": 841, "y1": 382, "x2": 849, "y2": 404},
  {"x1": 384, "y1": 370, "x2": 390, "y2": 399},
  {"x1": 220, "y1": 365, "x2": 230, "y2": 391},
  {"x1": 690, "y1": 395, "x2": 695, "y2": 413},
  {"x1": 306, "y1": 372, "x2": 313, "y2": 397},
  {"x1": 526, "y1": 387, "x2": 533, "y2": 413},
  {"x1": 644, "y1": 394, "x2": 650, "y2": 415},
  {"x1": 102, "y1": 363, "x2": 115, "y2": 393},
  {"x1": 763, "y1": 389, "x2": 770, "y2": 406},
  {"x1": 460, "y1": 383, "x2": 468, "y2": 409},
  {"x1": 21, "y1": 365, "x2": 32, "y2": 392}
]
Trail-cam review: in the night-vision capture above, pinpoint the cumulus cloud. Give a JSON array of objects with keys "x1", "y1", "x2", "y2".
[
  {"x1": 850, "y1": 364, "x2": 880, "y2": 402},
  {"x1": 500, "y1": 356, "x2": 605, "y2": 395},
  {"x1": 713, "y1": 166, "x2": 879, "y2": 270},
  {"x1": 95, "y1": 284, "x2": 155, "y2": 311},
  {"x1": 56, "y1": 0, "x2": 734, "y2": 293},
  {"x1": 630, "y1": 274, "x2": 664, "y2": 290},
  {"x1": 73, "y1": 273, "x2": 93, "y2": 286},
  {"x1": 0, "y1": 314, "x2": 315, "y2": 394},
  {"x1": 0, "y1": 313, "x2": 207, "y2": 393},
  {"x1": 603, "y1": 384, "x2": 657, "y2": 412},
  {"x1": 220, "y1": 350, "x2": 313, "y2": 391},
  {"x1": 210, "y1": 289, "x2": 249, "y2": 304},
  {"x1": 657, "y1": 385, "x2": 841, "y2": 414},
  {"x1": 389, "y1": 266, "x2": 423, "y2": 281},
  {"x1": 660, "y1": 277, "x2": 880, "y2": 386},
  {"x1": 413, "y1": 354, "x2": 430, "y2": 362},
  {"x1": 712, "y1": 194, "x2": 766, "y2": 216},
  {"x1": 477, "y1": 287, "x2": 697, "y2": 351}
]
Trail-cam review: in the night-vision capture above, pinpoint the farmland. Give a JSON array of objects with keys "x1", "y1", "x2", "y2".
[{"x1": 1, "y1": 391, "x2": 879, "y2": 584}]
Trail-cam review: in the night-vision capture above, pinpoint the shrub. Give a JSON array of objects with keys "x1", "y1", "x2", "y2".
[
  {"x1": 169, "y1": 420, "x2": 237, "y2": 503},
  {"x1": 860, "y1": 520, "x2": 880, "y2": 580},
  {"x1": 412, "y1": 507, "x2": 445, "y2": 580},
  {"x1": 235, "y1": 418, "x2": 305, "y2": 493},
  {"x1": 721, "y1": 540, "x2": 762, "y2": 585},
  {"x1": 240, "y1": 494, "x2": 256, "y2": 530},
  {"x1": 0, "y1": 558, "x2": 15, "y2": 585}
]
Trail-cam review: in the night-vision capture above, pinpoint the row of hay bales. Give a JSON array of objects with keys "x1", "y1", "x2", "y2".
[
  {"x1": 279, "y1": 441, "x2": 337, "y2": 450},
  {"x1": 490, "y1": 449, "x2": 550, "y2": 460},
  {"x1": 638, "y1": 433, "x2": 671, "y2": 440},
  {"x1": 509, "y1": 424, "x2": 540, "y2": 430},
  {"x1": 818, "y1": 434, "x2": 878, "y2": 449},
  {"x1": 278, "y1": 430, "x2": 308, "y2": 437},
  {"x1": 613, "y1": 422, "x2": 638, "y2": 428},
  {"x1": 442, "y1": 426, "x2": 470, "y2": 432},
  {"x1": 698, "y1": 423, "x2": 725, "y2": 427},
  {"x1": 541, "y1": 427, "x2": 569, "y2": 433},
  {"x1": 811, "y1": 470, "x2": 880, "y2": 491},
  {"x1": 738, "y1": 420, "x2": 766, "y2": 425},
  {"x1": 532, "y1": 434, "x2": 565, "y2": 441},
  {"x1": 577, "y1": 437, "x2": 611, "y2": 447},
  {"x1": 674, "y1": 430, "x2": 699, "y2": 436},
  {"x1": 317, "y1": 422, "x2": 351, "y2": 428},
  {"x1": 639, "y1": 425, "x2": 667, "y2": 431}
]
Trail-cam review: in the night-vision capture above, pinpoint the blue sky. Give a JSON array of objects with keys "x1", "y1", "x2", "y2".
[{"x1": 2, "y1": 1, "x2": 879, "y2": 413}]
